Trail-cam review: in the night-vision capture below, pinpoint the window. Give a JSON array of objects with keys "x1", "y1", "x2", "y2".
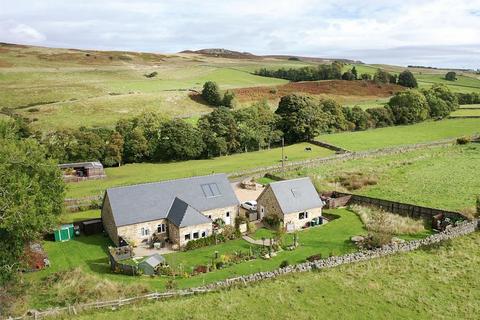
[
  {"x1": 157, "y1": 224, "x2": 166, "y2": 233},
  {"x1": 201, "y1": 231, "x2": 206, "y2": 238},
  {"x1": 208, "y1": 215, "x2": 212, "y2": 219},
  {"x1": 184, "y1": 234, "x2": 191, "y2": 241},
  {"x1": 299, "y1": 212, "x2": 308, "y2": 220},
  {"x1": 193, "y1": 232, "x2": 199, "y2": 239},
  {"x1": 201, "y1": 183, "x2": 222, "y2": 198},
  {"x1": 141, "y1": 227, "x2": 150, "y2": 236},
  {"x1": 226, "y1": 211, "x2": 230, "y2": 217},
  {"x1": 261, "y1": 207, "x2": 265, "y2": 213}
]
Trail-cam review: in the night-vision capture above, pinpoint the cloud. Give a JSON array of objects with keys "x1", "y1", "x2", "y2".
[
  {"x1": 0, "y1": 0, "x2": 479, "y2": 68},
  {"x1": 0, "y1": 21, "x2": 46, "y2": 43}
]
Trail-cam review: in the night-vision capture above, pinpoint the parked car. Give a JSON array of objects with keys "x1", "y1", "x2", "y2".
[{"x1": 241, "y1": 200, "x2": 257, "y2": 211}]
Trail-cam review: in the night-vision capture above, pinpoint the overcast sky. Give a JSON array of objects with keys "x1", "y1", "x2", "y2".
[{"x1": 1, "y1": 0, "x2": 479, "y2": 68}]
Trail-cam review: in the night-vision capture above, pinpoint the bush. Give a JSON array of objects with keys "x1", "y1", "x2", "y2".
[
  {"x1": 222, "y1": 225, "x2": 238, "y2": 240},
  {"x1": 279, "y1": 260, "x2": 289, "y2": 268},
  {"x1": 397, "y1": 70, "x2": 418, "y2": 88},
  {"x1": 306, "y1": 254, "x2": 322, "y2": 262},
  {"x1": 262, "y1": 215, "x2": 282, "y2": 229},
  {"x1": 184, "y1": 234, "x2": 225, "y2": 251},
  {"x1": 364, "y1": 232, "x2": 393, "y2": 249},
  {"x1": 165, "y1": 279, "x2": 178, "y2": 290},
  {"x1": 445, "y1": 71, "x2": 457, "y2": 81},
  {"x1": 335, "y1": 172, "x2": 378, "y2": 191},
  {"x1": 457, "y1": 137, "x2": 471, "y2": 145},
  {"x1": 247, "y1": 222, "x2": 257, "y2": 234}
]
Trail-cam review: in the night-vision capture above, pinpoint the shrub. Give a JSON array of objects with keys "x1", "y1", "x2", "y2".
[
  {"x1": 457, "y1": 137, "x2": 471, "y2": 145},
  {"x1": 306, "y1": 254, "x2": 322, "y2": 262},
  {"x1": 445, "y1": 71, "x2": 457, "y2": 81},
  {"x1": 350, "y1": 204, "x2": 425, "y2": 235},
  {"x1": 262, "y1": 215, "x2": 282, "y2": 229},
  {"x1": 222, "y1": 225, "x2": 237, "y2": 240},
  {"x1": 364, "y1": 232, "x2": 393, "y2": 248},
  {"x1": 193, "y1": 265, "x2": 208, "y2": 274},
  {"x1": 397, "y1": 70, "x2": 418, "y2": 88},
  {"x1": 247, "y1": 222, "x2": 256, "y2": 234},
  {"x1": 279, "y1": 260, "x2": 289, "y2": 268},
  {"x1": 184, "y1": 234, "x2": 226, "y2": 251},
  {"x1": 165, "y1": 279, "x2": 178, "y2": 290},
  {"x1": 334, "y1": 172, "x2": 378, "y2": 191}
]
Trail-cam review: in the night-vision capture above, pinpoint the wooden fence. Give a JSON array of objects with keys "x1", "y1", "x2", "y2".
[{"x1": 331, "y1": 192, "x2": 467, "y2": 221}]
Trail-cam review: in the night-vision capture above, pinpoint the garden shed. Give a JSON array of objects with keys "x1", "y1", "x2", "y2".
[
  {"x1": 138, "y1": 253, "x2": 166, "y2": 275},
  {"x1": 58, "y1": 161, "x2": 106, "y2": 182},
  {"x1": 54, "y1": 224, "x2": 75, "y2": 242}
]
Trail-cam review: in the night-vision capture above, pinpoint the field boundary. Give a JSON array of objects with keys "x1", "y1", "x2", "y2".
[
  {"x1": 10, "y1": 219, "x2": 478, "y2": 319},
  {"x1": 448, "y1": 115, "x2": 480, "y2": 119}
]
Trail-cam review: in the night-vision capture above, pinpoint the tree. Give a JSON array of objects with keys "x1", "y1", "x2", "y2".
[
  {"x1": 320, "y1": 99, "x2": 349, "y2": 132},
  {"x1": 388, "y1": 90, "x2": 429, "y2": 124},
  {"x1": 156, "y1": 119, "x2": 205, "y2": 161},
  {"x1": 422, "y1": 84, "x2": 459, "y2": 118},
  {"x1": 360, "y1": 73, "x2": 372, "y2": 80},
  {"x1": 0, "y1": 123, "x2": 65, "y2": 285},
  {"x1": 202, "y1": 81, "x2": 222, "y2": 106},
  {"x1": 341, "y1": 71, "x2": 355, "y2": 81},
  {"x1": 344, "y1": 106, "x2": 371, "y2": 131},
  {"x1": 123, "y1": 127, "x2": 149, "y2": 163},
  {"x1": 374, "y1": 69, "x2": 391, "y2": 84},
  {"x1": 275, "y1": 94, "x2": 327, "y2": 142},
  {"x1": 445, "y1": 71, "x2": 457, "y2": 81},
  {"x1": 388, "y1": 73, "x2": 397, "y2": 84},
  {"x1": 198, "y1": 107, "x2": 240, "y2": 154},
  {"x1": 103, "y1": 131, "x2": 124, "y2": 166},
  {"x1": 397, "y1": 70, "x2": 418, "y2": 88},
  {"x1": 222, "y1": 90, "x2": 236, "y2": 109},
  {"x1": 351, "y1": 66, "x2": 358, "y2": 80},
  {"x1": 366, "y1": 107, "x2": 394, "y2": 128}
]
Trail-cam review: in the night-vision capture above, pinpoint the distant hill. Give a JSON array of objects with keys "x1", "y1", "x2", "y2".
[{"x1": 180, "y1": 48, "x2": 257, "y2": 59}]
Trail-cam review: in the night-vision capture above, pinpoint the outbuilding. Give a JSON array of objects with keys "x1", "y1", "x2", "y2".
[
  {"x1": 53, "y1": 224, "x2": 75, "y2": 242},
  {"x1": 138, "y1": 253, "x2": 166, "y2": 275}
]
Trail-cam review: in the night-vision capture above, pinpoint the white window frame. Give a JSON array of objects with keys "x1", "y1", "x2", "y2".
[
  {"x1": 157, "y1": 223, "x2": 166, "y2": 233},
  {"x1": 141, "y1": 227, "x2": 150, "y2": 237}
]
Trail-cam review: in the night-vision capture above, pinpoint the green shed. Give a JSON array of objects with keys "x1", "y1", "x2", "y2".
[
  {"x1": 54, "y1": 224, "x2": 75, "y2": 242},
  {"x1": 138, "y1": 253, "x2": 166, "y2": 275}
]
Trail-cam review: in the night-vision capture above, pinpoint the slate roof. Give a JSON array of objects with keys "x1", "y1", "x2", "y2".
[
  {"x1": 141, "y1": 253, "x2": 165, "y2": 267},
  {"x1": 105, "y1": 173, "x2": 239, "y2": 227},
  {"x1": 267, "y1": 177, "x2": 324, "y2": 214},
  {"x1": 167, "y1": 197, "x2": 212, "y2": 227},
  {"x1": 58, "y1": 161, "x2": 103, "y2": 169}
]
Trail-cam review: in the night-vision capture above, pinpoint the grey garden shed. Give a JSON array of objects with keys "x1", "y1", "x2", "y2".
[{"x1": 138, "y1": 253, "x2": 166, "y2": 275}]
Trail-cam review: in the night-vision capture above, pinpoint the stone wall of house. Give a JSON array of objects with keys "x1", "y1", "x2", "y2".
[
  {"x1": 203, "y1": 205, "x2": 238, "y2": 226},
  {"x1": 283, "y1": 207, "x2": 323, "y2": 231},
  {"x1": 256, "y1": 186, "x2": 282, "y2": 220},
  {"x1": 177, "y1": 222, "x2": 213, "y2": 247},
  {"x1": 101, "y1": 194, "x2": 119, "y2": 245},
  {"x1": 196, "y1": 219, "x2": 479, "y2": 291},
  {"x1": 117, "y1": 218, "x2": 168, "y2": 246}
]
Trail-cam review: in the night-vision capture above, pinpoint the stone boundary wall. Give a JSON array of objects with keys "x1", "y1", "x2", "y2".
[
  {"x1": 448, "y1": 116, "x2": 480, "y2": 119},
  {"x1": 12, "y1": 219, "x2": 478, "y2": 319},
  {"x1": 309, "y1": 140, "x2": 350, "y2": 153},
  {"x1": 331, "y1": 192, "x2": 467, "y2": 221},
  {"x1": 228, "y1": 138, "x2": 458, "y2": 179}
]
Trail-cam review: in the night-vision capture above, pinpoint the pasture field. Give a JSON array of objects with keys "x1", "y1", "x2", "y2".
[
  {"x1": 450, "y1": 108, "x2": 480, "y2": 117},
  {"x1": 65, "y1": 142, "x2": 334, "y2": 198},
  {"x1": 289, "y1": 144, "x2": 480, "y2": 212},
  {"x1": 460, "y1": 104, "x2": 480, "y2": 109},
  {"x1": 71, "y1": 231, "x2": 480, "y2": 320},
  {"x1": 316, "y1": 118, "x2": 480, "y2": 151}
]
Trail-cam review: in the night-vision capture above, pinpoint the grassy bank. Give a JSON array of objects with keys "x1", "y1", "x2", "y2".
[{"x1": 316, "y1": 118, "x2": 480, "y2": 151}]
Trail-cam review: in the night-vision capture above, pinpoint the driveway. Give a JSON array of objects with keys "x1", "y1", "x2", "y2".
[{"x1": 231, "y1": 181, "x2": 265, "y2": 203}]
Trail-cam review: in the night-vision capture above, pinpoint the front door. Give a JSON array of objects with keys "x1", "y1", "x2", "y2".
[{"x1": 225, "y1": 211, "x2": 231, "y2": 225}]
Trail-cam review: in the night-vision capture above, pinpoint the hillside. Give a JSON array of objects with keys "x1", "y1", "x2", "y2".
[{"x1": 1, "y1": 43, "x2": 480, "y2": 131}]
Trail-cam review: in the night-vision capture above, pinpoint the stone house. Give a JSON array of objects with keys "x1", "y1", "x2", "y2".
[
  {"x1": 256, "y1": 177, "x2": 324, "y2": 232},
  {"x1": 101, "y1": 174, "x2": 239, "y2": 248}
]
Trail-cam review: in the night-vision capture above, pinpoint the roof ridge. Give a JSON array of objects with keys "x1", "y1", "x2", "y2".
[
  {"x1": 106, "y1": 173, "x2": 227, "y2": 191},
  {"x1": 270, "y1": 177, "x2": 310, "y2": 185}
]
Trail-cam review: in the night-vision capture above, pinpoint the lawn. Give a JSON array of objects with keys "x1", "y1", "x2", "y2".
[
  {"x1": 59, "y1": 209, "x2": 101, "y2": 224},
  {"x1": 287, "y1": 144, "x2": 480, "y2": 212},
  {"x1": 73, "y1": 231, "x2": 480, "y2": 320},
  {"x1": 65, "y1": 142, "x2": 334, "y2": 198},
  {"x1": 450, "y1": 108, "x2": 480, "y2": 117},
  {"x1": 316, "y1": 118, "x2": 480, "y2": 151}
]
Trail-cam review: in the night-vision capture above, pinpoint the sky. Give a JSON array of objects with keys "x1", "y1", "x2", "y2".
[{"x1": 1, "y1": 0, "x2": 479, "y2": 68}]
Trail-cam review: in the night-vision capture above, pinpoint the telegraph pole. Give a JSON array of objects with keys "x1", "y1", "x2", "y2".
[{"x1": 281, "y1": 137, "x2": 285, "y2": 174}]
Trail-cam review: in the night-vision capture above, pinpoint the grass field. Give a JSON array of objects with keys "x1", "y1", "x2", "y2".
[
  {"x1": 65, "y1": 142, "x2": 333, "y2": 198},
  {"x1": 450, "y1": 109, "x2": 480, "y2": 117},
  {"x1": 288, "y1": 144, "x2": 480, "y2": 212},
  {"x1": 72, "y1": 231, "x2": 480, "y2": 320},
  {"x1": 316, "y1": 118, "x2": 480, "y2": 151},
  {"x1": 60, "y1": 209, "x2": 101, "y2": 223}
]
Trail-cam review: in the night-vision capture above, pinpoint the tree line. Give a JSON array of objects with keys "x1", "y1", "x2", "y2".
[
  {"x1": 254, "y1": 63, "x2": 419, "y2": 89},
  {"x1": 29, "y1": 83, "x2": 458, "y2": 166}
]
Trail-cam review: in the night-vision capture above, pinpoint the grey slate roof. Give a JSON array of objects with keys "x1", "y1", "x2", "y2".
[
  {"x1": 167, "y1": 197, "x2": 212, "y2": 227},
  {"x1": 141, "y1": 253, "x2": 165, "y2": 267},
  {"x1": 58, "y1": 161, "x2": 103, "y2": 169},
  {"x1": 268, "y1": 177, "x2": 323, "y2": 214},
  {"x1": 105, "y1": 173, "x2": 239, "y2": 227}
]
